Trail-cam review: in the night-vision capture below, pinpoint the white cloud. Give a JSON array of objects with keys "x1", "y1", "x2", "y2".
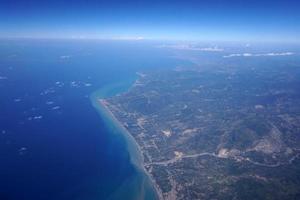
[
  {"x1": 112, "y1": 36, "x2": 145, "y2": 40},
  {"x1": 158, "y1": 44, "x2": 224, "y2": 52},
  {"x1": 60, "y1": 55, "x2": 72, "y2": 59},
  {"x1": 198, "y1": 47, "x2": 224, "y2": 52},
  {"x1": 264, "y1": 52, "x2": 294, "y2": 56},
  {"x1": 223, "y1": 52, "x2": 294, "y2": 58}
]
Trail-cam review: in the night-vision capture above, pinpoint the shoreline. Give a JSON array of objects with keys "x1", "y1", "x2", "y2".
[
  {"x1": 89, "y1": 74, "x2": 163, "y2": 200},
  {"x1": 98, "y1": 99, "x2": 143, "y2": 165},
  {"x1": 97, "y1": 98, "x2": 163, "y2": 200}
]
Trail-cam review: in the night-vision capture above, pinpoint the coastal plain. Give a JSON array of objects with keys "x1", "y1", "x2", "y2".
[{"x1": 102, "y1": 64, "x2": 300, "y2": 200}]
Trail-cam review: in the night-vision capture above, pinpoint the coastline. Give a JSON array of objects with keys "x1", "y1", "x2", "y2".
[
  {"x1": 98, "y1": 99, "x2": 163, "y2": 200},
  {"x1": 98, "y1": 99, "x2": 143, "y2": 166},
  {"x1": 90, "y1": 76, "x2": 162, "y2": 200}
]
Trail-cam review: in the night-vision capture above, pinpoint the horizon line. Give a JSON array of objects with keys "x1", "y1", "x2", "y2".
[{"x1": 1, "y1": 36, "x2": 300, "y2": 45}]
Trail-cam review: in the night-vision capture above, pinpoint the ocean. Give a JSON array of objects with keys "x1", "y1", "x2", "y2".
[{"x1": 0, "y1": 39, "x2": 189, "y2": 200}]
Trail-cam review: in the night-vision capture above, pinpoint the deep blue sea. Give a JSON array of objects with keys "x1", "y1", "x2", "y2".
[{"x1": 0, "y1": 39, "x2": 190, "y2": 200}]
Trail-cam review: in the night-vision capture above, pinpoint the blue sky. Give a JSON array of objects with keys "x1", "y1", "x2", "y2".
[{"x1": 1, "y1": 0, "x2": 299, "y2": 42}]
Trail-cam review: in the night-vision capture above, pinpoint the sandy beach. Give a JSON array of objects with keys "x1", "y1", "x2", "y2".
[{"x1": 97, "y1": 98, "x2": 163, "y2": 200}]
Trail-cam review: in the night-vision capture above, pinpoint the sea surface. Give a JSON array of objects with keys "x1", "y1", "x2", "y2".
[{"x1": 0, "y1": 39, "x2": 189, "y2": 200}]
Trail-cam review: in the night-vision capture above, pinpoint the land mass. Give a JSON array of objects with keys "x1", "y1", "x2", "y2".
[{"x1": 101, "y1": 65, "x2": 300, "y2": 200}]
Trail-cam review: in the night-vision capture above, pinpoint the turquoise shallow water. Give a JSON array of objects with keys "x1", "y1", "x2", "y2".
[{"x1": 90, "y1": 76, "x2": 159, "y2": 200}]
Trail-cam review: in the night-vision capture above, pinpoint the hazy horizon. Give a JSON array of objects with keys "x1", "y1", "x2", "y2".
[{"x1": 1, "y1": 0, "x2": 299, "y2": 43}]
